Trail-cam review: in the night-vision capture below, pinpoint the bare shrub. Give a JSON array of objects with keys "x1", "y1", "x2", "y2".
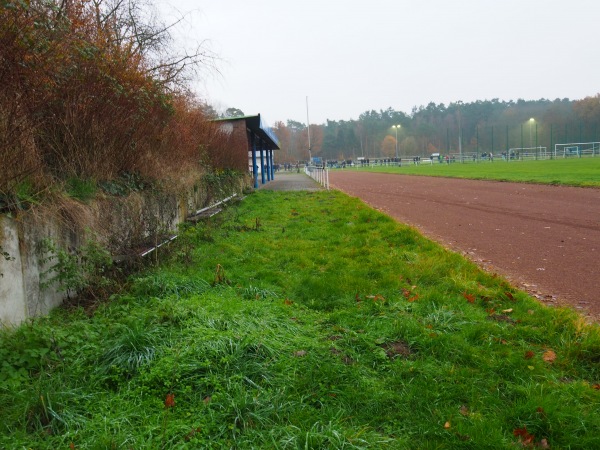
[
  {"x1": 203, "y1": 122, "x2": 250, "y2": 173},
  {"x1": 0, "y1": 0, "x2": 234, "y2": 208}
]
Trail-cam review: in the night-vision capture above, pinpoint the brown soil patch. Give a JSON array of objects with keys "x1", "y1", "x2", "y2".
[
  {"x1": 330, "y1": 171, "x2": 600, "y2": 320},
  {"x1": 380, "y1": 340, "x2": 413, "y2": 358}
]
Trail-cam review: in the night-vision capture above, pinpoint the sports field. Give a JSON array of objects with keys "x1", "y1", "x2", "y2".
[{"x1": 354, "y1": 158, "x2": 600, "y2": 187}]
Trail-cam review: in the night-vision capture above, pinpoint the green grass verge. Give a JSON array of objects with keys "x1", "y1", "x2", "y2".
[
  {"x1": 351, "y1": 157, "x2": 600, "y2": 187},
  {"x1": 1, "y1": 190, "x2": 599, "y2": 449}
]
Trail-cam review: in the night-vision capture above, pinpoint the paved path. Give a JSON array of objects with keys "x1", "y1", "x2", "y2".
[
  {"x1": 258, "y1": 172, "x2": 323, "y2": 191},
  {"x1": 329, "y1": 171, "x2": 600, "y2": 319}
]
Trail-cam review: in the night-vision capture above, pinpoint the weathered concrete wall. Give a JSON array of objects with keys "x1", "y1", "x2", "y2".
[
  {"x1": 0, "y1": 176, "x2": 248, "y2": 327},
  {"x1": 1, "y1": 214, "x2": 72, "y2": 325},
  {"x1": 1, "y1": 217, "x2": 27, "y2": 325}
]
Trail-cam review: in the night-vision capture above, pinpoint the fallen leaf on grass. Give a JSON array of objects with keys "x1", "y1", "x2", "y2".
[
  {"x1": 514, "y1": 427, "x2": 550, "y2": 448},
  {"x1": 502, "y1": 308, "x2": 513, "y2": 313},
  {"x1": 284, "y1": 298, "x2": 293, "y2": 305},
  {"x1": 444, "y1": 421, "x2": 451, "y2": 429},
  {"x1": 543, "y1": 350, "x2": 557, "y2": 363},
  {"x1": 462, "y1": 292, "x2": 476, "y2": 303},
  {"x1": 402, "y1": 286, "x2": 419, "y2": 302},
  {"x1": 505, "y1": 292, "x2": 515, "y2": 301},
  {"x1": 593, "y1": 384, "x2": 600, "y2": 390},
  {"x1": 293, "y1": 350, "x2": 307, "y2": 357},
  {"x1": 165, "y1": 393, "x2": 175, "y2": 409},
  {"x1": 459, "y1": 405, "x2": 469, "y2": 416},
  {"x1": 525, "y1": 351, "x2": 535, "y2": 359},
  {"x1": 513, "y1": 427, "x2": 535, "y2": 446}
]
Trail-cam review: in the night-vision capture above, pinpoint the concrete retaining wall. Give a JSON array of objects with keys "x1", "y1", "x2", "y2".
[
  {"x1": 0, "y1": 177, "x2": 246, "y2": 327},
  {"x1": 1, "y1": 217, "x2": 27, "y2": 325}
]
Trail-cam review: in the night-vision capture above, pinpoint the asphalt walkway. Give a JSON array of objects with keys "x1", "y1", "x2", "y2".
[{"x1": 258, "y1": 171, "x2": 323, "y2": 191}]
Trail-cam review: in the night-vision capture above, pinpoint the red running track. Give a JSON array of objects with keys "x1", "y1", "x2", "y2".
[{"x1": 329, "y1": 171, "x2": 600, "y2": 319}]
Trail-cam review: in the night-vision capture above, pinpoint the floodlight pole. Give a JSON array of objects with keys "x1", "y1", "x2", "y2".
[
  {"x1": 529, "y1": 118, "x2": 534, "y2": 158},
  {"x1": 550, "y1": 124, "x2": 554, "y2": 159},
  {"x1": 535, "y1": 123, "x2": 538, "y2": 159},
  {"x1": 457, "y1": 102, "x2": 463, "y2": 163},
  {"x1": 393, "y1": 125, "x2": 401, "y2": 160},
  {"x1": 306, "y1": 96, "x2": 312, "y2": 165},
  {"x1": 520, "y1": 123, "x2": 523, "y2": 161}
]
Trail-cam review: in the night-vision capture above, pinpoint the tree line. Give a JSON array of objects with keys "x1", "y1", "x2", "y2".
[{"x1": 271, "y1": 97, "x2": 600, "y2": 163}]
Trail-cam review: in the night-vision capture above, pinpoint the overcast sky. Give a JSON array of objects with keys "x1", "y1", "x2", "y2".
[{"x1": 158, "y1": 0, "x2": 600, "y2": 125}]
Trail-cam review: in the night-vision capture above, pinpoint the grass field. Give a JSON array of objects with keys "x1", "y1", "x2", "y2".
[
  {"x1": 353, "y1": 157, "x2": 600, "y2": 187},
  {"x1": 1, "y1": 190, "x2": 599, "y2": 449}
]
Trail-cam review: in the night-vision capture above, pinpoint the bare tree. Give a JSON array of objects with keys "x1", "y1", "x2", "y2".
[{"x1": 91, "y1": 0, "x2": 219, "y2": 89}]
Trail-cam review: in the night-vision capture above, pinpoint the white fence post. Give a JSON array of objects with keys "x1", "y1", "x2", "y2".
[{"x1": 305, "y1": 165, "x2": 329, "y2": 190}]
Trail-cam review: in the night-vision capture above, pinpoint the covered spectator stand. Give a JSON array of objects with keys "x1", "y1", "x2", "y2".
[{"x1": 214, "y1": 114, "x2": 280, "y2": 189}]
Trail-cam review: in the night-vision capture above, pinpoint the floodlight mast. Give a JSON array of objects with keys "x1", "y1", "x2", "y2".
[
  {"x1": 306, "y1": 96, "x2": 312, "y2": 164},
  {"x1": 457, "y1": 101, "x2": 463, "y2": 163}
]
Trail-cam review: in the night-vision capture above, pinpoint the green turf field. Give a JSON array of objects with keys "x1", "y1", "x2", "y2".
[{"x1": 354, "y1": 157, "x2": 600, "y2": 187}]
